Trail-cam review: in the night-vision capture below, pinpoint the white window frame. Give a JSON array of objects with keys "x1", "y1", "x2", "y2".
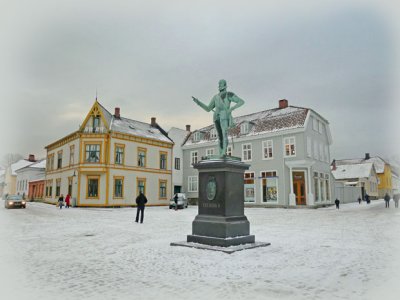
[
  {"x1": 260, "y1": 170, "x2": 278, "y2": 203},
  {"x1": 306, "y1": 137, "x2": 312, "y2": 158},
  {"x1": 190, "y1": 151, "x2": 198, "y2": 166},
  {"x1": 206, "y1": 148, "x2": 215, "y2": 157},
  {"x1": 193, "y1": 132, "x2": 201, "y2": 142},
  {"x1": 210, "y1": 128, "x2": 217, "y2": 139},
  {"x1": 242, "y1": 143, "x2": 252, "y2": 162},
  {"x1": 283, "y1": 136, "x2": 296, "y2": 157},
  {"x1": 262, "y1": 140, "x2": 273, "y2": 160},
  {"x1": 188, "y1": 176, "x2": 198, "y2": 192},
  {"x1": 240, "y1": 122, "x2": 249, "y2": 135}
]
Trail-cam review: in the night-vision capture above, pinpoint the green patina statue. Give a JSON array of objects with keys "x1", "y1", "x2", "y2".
[{"x1": 192, "y1": 79, "x2": 245, "y2": 157}]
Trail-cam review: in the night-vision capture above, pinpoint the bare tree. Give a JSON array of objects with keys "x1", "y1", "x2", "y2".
[{"x1": 1, "y1": 153, "x2": 24, "y2": 168}]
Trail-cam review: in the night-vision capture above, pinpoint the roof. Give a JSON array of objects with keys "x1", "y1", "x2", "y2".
[
  {"x1": 14, "y1": 159, "x2": 46, "y2": 172},
  {"x1": 11, "y1": 160, "x2": 35, "y2": 175},
  {"x1": 336, "y1": 156, "x2": 387, "y2": 174},
  {"x1": 184, "y1": 106, "x2": 309, "y2": 146},
  {"x1": 332, "y1": 163, "x2": 374, "y2": 180}
]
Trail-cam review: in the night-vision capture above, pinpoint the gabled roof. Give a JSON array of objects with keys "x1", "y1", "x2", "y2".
[
  {"x1": 16, "y1": 159, "x2": 46, "y2": 172},
  {"x1": 184, "y1": 106, "x2": 309, "y2": 146},
  {"x1": 11, "y1": 160, "x2": 35, "y2": 175},
  {"x1": 332, "y1": 162, "x2": 375, "y2": 180},
  {"x1": 336, "y1": 156, "x2": 387, "y2": 174}
]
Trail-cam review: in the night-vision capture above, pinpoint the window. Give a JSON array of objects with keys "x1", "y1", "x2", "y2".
[
  {"x1": 210, "y1": 128, "x2": 217, "y2": 139},
  {"x1": 87, "y1": 176, "x2": 99, "y2": 198},
  {"x1": 306, "y1": 137, "x2": 312, "y2": 158},
  {"x1": 69, "y1": 145, "x2": 75, "y2": 166},
  {"x1": 261, "y1": 171, "x2": 278, "y2": 202},
  {"x1": 226, "y1": 145, "x2": 232, "y2": 156},
  {"x1": 159, "y1": 180, "x2": 167, "y2": 199},
  {"x1": 47, "y1": 154, "x2": 54, "y2": 171},
  {"x1": 191, "y1": 151, "x2": 198, "y2": 166},
  {"x1": 68, "y1": 177, "x2": 72, "y2": 196},
  {"x1": 85, "y1": 144, "x2": 100, "y2": 163},
  {"x1": 160, "y1": 152, "x2": 167, "y2": 170},
  {"x1": 57, "y1": 151, "x2": 62, "y2": 169},
  {"x1": 46, "y1": 180, "x2": 53, "y2": 197},
  {"x1": 242, "y1": 143, "x2": 252, "y2": 161},
  {"x1": 114, "y1": 177, "x2": 124, "y2": 198},
  {"x1": 92, "y1": 116, "x2": 100, "y2": 132},
  {"x1": 314, "y1": 172, "x2": 320, "y2": 202},
  {"x1": 244, "y1": 172, "x2": 255, "y2": 202},
  {"x1": 240, "y1": 122, "x2": 249, "y2": 134},
  {"x1": 193, "y1": 132, "x2": 202, "y2": 142},
  {"x1": 137, "y1": 178, "x2": 146, "y2": 195},
  {"x1": 115, "y1": 144, "x2": 125, "y2": 165},
  {"x1": 284, "y1": 137, "x2": 296, "y2": 157},
  {"x1": 313, "y1": 117, "x2": 318, "y2": 131},
  {"x1": 174, "y1": 157, "x2": 180, "y2": 170},
  {"x1": 138, "y1": 148, "x2": 147, "y2": 167},
  {"x1": 55, "y1": 178, "x2": 61, "y2": 197},
  {"x1": 206, "y1": 148, "x2": 214, "y2": 157},
  {"x1": 188, "y1": 176, "x2": 198, "y2": 192},
  {"x1": 262, "y1": 140, "x2": 273, "y2": 159}
]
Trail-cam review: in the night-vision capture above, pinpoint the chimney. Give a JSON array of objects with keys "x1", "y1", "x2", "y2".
[
  {"x1": 279, "y1": 99, "x2": 288, "y2": 109},
  {"x1": 331, "y1": 159, "x2": 336, "y2": 171},
  {"x1": 28, "y1": 154, "x2": 36, "y2": 162},
  {"x1": 151, "y1": 117, "x2": 156, "y2": 127},
  {"x1": 114, "y1": 107, "x2": 120, "y2": 119},
  {"x1": 365, "y1": 153, "x2": 370, "y2": 160},
  {"x1": 186, "y1": 124, "x2": 191, "y2": 132}
]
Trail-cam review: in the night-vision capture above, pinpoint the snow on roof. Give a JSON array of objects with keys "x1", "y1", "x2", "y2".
[
  {"x1": 111, "y1": 117, "x2": 172, "y2": 143},
  {"x1": 336, "y1": 156, "x2": 387, "y2": 174},
  {"x1": 184, "y1": 106, "x2": 308, "y2": 146},
  {"x1": 332, "y1": 162, "x2": 374, "y2": 180},
  {"x1": 30, "y1": 159, "x2": 46, "y2": 169},
  {"x1": 11, "y1": 160, "x2": 35, "y2": 175}
]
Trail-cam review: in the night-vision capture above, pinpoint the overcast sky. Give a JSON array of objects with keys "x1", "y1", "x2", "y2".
[{"x1": 0, "y1": 0, "x2": 399, "y2": 165}]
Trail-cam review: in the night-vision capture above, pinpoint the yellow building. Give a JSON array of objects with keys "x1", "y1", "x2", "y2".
[{"x1": 44, "y1": 100, "x2": 174, "y2": 207}]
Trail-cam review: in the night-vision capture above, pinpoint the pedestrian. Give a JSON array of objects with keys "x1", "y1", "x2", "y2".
[
  {"x1": 58, "y1": 194, "x2": 64, "y2": 209},
  {"x1": 135, "y1": 192, "x2": 148, "y2": 223},
  {"x1": 384, "y1": 193, "x2": 390, "y2": 208},
  {"x1": 365, "y1": 193, "x2": 370, "y2": 204},
  {"x1": 65, "y1": 194, "x2": 70, "y2": 208},
  {"x1": 174, "y1": 194, "x2": 178, "y2": 211},
  {"x1": 335, "y1": 198, "x2": 340, "y2": 209},
  {"x1": 394, "y1": 194, "x2": 399, "y2": 208},
  {"x1": 358, "y1": 196, "x2": 361, "y2": 204}
]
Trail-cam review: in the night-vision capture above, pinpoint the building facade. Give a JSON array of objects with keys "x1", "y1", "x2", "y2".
[
  {"x1": 3, "y1": 155, "x2": 37, "y2": 197},
  {"x1": 182, "y1": 99, "x2": 333, "y2": 207},
  {"x1": 44, "y1": 100, "x2": 174, "y2": 207},
  {"x1": 15, "y1": 158, "x2": 46, "y2": 200}
]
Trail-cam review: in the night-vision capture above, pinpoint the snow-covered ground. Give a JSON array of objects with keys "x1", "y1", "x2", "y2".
[{"x1": 0, "y1": 200, "x2": 399, "y2": 300}]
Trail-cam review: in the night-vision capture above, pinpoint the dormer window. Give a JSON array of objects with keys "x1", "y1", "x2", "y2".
[
  {"x1": 93, "y1": 116, "x2": 100, "y2": 132},
  {"x1": 240, "y1": 122, "x2": 250, "y2": 135},
  {"x1": 210, "y1": 128, "x2": 217, "y2": 139},
  {"x1": 193, "y1": 131, "x2": 202, "y2": 142}
]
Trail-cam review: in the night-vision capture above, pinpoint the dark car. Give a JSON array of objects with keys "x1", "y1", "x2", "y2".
[
  {"x1": 169, "y1": 193, "x2": 188, "y2": 209},
  {"x1": 4, "y1": 195, "x2": 26, "y2": 209}
]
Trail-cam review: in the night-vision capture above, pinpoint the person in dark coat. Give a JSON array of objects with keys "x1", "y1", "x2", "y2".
[
  {"x1": 135, "y1": 192, "x2": 148, "y2": 223},
  {"x1": 58, "y1": 194, "x2": 64, "y2": 209},
  {"x1": 174, "y1": 194, "x2": 178, "y2": 211},
  {"x1": 384, "y1": 193, "x2": 390, "y2": 208},
  {"x1": 365, "y1": 193, "x2": 370, "y2": 204},
  {"x1": 358, "y1": 196, "x2": 361, "y2": 204},
  {"x1": 65, "y1": 194, "x2": 70, "y2": 208},
  {"x1": 334, "y1": 198, "x2": 340, "y2": 209}
]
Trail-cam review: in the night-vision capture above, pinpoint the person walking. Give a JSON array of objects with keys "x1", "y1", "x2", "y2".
[
  {"x1": 174, "y1": 194, "x2": 178, "y2": 211},
  {"x1": 358, "y1": 196, "x2": 361, "y2": 204},
  {"x1": 58, "y1": 194, "x2": 64, "y2": 209},
  {"x1": 135, "y1": 192, "x2": 148, "y2": 223},
  {"x1": 384, "y1": 193, "x2": 390, "y2": 208},
  {"x1": 65, "y1": 194, "x2": 70, "y2": 208},
  {"x1": 365, "y1": 193, "x2": 370, "y2": 204},
  {"x1": 394, "y1": 194, "x2": 399, "y2": 208},
  {"x1": 334, "y1": 198, "x2": 340, "y2": 209}
]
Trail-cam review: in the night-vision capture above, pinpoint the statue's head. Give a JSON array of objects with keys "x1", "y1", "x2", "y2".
[{"x1": 218, "y1": 79, "x2": 227, "y2": 92}]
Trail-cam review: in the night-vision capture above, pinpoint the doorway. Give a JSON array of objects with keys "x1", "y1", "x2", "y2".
[{"x1": 293, "y1": 171, "x2": 306, "y2": 205}]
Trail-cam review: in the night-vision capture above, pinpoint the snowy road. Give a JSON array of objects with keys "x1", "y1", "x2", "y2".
[{"x1": 0, "y1": 200, "x2": 399, "y2": 300}]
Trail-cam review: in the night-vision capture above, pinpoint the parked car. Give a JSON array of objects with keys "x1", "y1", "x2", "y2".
[
  {"x1": 4, "y1": 195, "x2": 26, "y2": 209},
  {"x1": 169, "y1": 193, "x2": 188, "y2": 209}
]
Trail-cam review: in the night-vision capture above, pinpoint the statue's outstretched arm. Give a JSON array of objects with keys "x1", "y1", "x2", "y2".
[
  {"x1": 192, "y1": 96, "x2": 215, "y2": 112},
  {"x1": 229, "y1": 94, "x2": 244, "y2": 112}
]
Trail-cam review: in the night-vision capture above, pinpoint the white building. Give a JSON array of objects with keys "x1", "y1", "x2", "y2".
[
  {"x1": 3, "y1": 155, "x2": 37, "y2": 197},
  {"x1": 15, "y1": 159, "x2": 46, "y2": 200}
]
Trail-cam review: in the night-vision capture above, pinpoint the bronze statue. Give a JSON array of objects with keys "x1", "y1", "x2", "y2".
[{"x1": 192, "y1": 79, "x2": 245, "y2": 157}]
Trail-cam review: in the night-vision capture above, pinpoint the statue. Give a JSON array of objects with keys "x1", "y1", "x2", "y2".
[{"x1": 192, "y1": 79, "x2": 245, "y2": 157}]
